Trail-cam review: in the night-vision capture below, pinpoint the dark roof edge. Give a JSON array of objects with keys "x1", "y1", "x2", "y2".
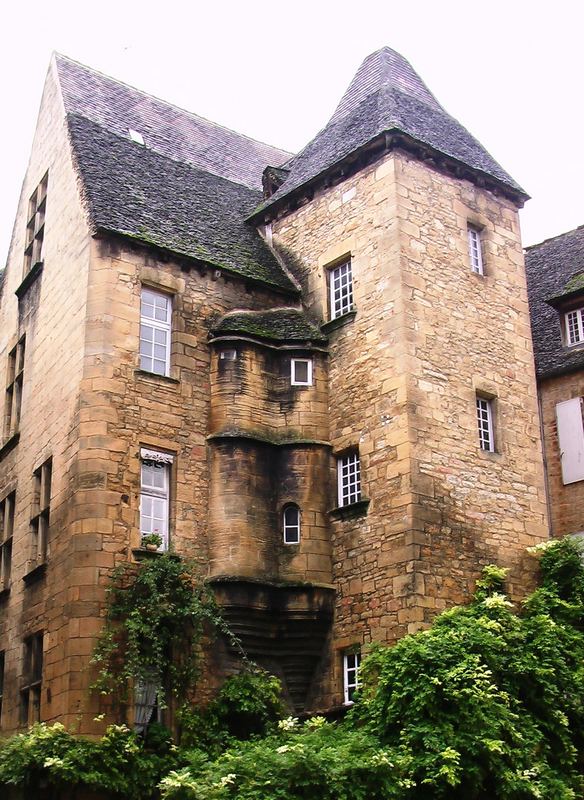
[
  {"x1": 525, "y1": 223, "x2": 584, "y2": 251},
  {"x1": 93, "y1": 227, "x2": 300, "y2": 297},
  {"x1": 537, "y1": 360, "x2": 584, "y2": 382},
  {"x1": 248, "y1": 130, "x2": 529, "y2": 224}
]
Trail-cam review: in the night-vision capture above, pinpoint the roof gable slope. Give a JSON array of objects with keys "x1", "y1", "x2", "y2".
[
  {"x1": 54, "y1": 53, "x2": 292, "y2": 192},
  {"x1": 66, "y1": 113, "x2": 297, "y2": 292}
]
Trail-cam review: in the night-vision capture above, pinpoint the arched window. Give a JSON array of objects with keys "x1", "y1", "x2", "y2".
[{"x1": 283, "y1": 504, "x2": 300, "y2": 544}]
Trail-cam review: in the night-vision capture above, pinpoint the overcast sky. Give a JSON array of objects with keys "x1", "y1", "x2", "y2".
[{"x1": 1, "y1": 0, "x2": 583, "y2": 267}]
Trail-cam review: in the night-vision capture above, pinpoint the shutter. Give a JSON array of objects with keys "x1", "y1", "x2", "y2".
[{"x1": 556, "y1": 398, "x2": 584, "y2": 484}]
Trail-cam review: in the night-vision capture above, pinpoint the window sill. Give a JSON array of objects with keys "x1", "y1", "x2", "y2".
[
  {"x1": 321, "y1": 309, "x2": 357, "y2": 334},
  {"x1": 0, "y1": 431, "x2": 20, "y2": 460},
  {"x1": 15, "y1": 260, "x2": 44, "y2": 299},
  {"x1": 23, "y1": 561, "x2": 47, "y2": 584},
  {"x1": 329, "y1": 498, "x2": 370, "y2": 520},
  {"x1": 134, "y1": 369, "x2": 180, "y2": 385}
]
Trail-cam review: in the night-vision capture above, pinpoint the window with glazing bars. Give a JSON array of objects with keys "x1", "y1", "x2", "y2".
[
  {"x1": 329, "y1": 259, "x2": 354, "y2": 319},
  {"x1": 24, "y1": 173, "x2": 48, "y2": 275},
  {"x1": 565, "y1": 308, "x2": 584, "y2": 346},
  {"x1": 140, "y1": 453, "x2": 171, "y2": 551},
  {"x1": 468, "y1": 226, "x2": 484, "y2": 275},
  {"x1": 140, "y1": 288, "x2": 172, "y2": 376},
  {"x1": 337, "y1": 452, "x2": 361, "y2": 506},
  {"x1": 21, "y1": 633, "x2": 43, "y2": 725},
  {"x1": 476, "y1": 396, "x2": 495, "y2": 452},
  {"x1": 4, "y1": 336, "x2": 25, "y2": 440},
  {"x1": 343, "y1": 651, "x2": 361, "y2": 704},
  {"x1": 0, "y1": 492, "x2": 15, "y2": 590},
  {"x1": 30, "y1": 459, "x2": 52, "y2": 566}
]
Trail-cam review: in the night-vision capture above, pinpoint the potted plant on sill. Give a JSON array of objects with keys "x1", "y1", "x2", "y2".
[{"x1": 141, "y1": 532, "x2": 163, "y2": 552}]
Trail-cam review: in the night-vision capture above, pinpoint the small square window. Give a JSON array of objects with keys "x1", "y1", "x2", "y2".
[
  {"x1": 329, "y1": 259, "x2": 354, "y2": 320},
  {"x1": 565, "y1": 308, "x2": 584, "y2": 346},
  {"x1": 291, "y1": 358, "x2": 312, "y2": 386},
  {"x1": 337, "y1": 451, "x2": 361, "y2": 506},
  {"x1": 219, "y1": 349, "x2": 237, "y2": 361},
  {"x1": 468, "y1": 226, "x2": 484, "y2": 275},
  {"x1": 343, "y1": 651, "x2": 361, "y2": 705},
  {"x1": 476, "y1": 396, "x2": 495, "y2": 453},
  {"x1": 140, "y1": 288, "x2": 172, "y2": 376}
]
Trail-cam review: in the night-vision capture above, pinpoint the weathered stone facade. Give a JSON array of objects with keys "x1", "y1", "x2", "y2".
[{"x1": 0, "y1": 46, "x2": 551, "y2": 735}]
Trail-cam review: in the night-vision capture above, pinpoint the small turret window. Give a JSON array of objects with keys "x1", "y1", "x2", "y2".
[
  {"x1": 291, "y1": 358, "x2": 312, "y2": 386},
  {"x1": 283, "y1": 504, "x2": 300, "y2": 544}
]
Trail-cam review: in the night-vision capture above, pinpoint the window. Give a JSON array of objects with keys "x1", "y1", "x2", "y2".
[
  {"x1": 21, "y1": 633, "x2": 43, "y2": 725},
  {"x1": 140, "y1": 288, "x2": 172, "y2": 376},
  {"x1": 343, "y1": 651, "x2": 361, "y2": 704},
  {"x1": 468, "y1": 226, "x2": 484, "y2": 275},
  {"x1": 219, "y1": 349, "x2": 237, "y2": 361},
  {"x1": 476, "y1": 396, "x2": 495, "y2": 453},
  {"x1": 140, "y1": 448, "x2": 173, "y2": 551},
  {"x1": 4, "y1": 336, "x2": 25, "y2": 440},
  {"x1": 134, "y1": 677, "x2": 158, "y2": 733},
  {"x1": 0, "y1": 492, "x2": 15, "y2": 590},
  {"x1": 283, "y1": 504, "x2": 301, "y2": 544},
  {"x1": 30, "y1": 459, "x2": 52, "y2": 566},
  {"x1": 329, "y1": 259, "x2": 354, "y2": 319},
  {"x1": 565, "y1": 308, "x2": 584, "y2": 346},
  {"x1": 337, "y1": 451, "x2": 361, "y2": 507},
  {"x1": 556, "y1": 398, "x2": 584, "y2": 484},
  {"x1": 24, "y1": 173, "x2": 48, "y2": 275},
  {"x1": 291, "y1": 358, "x2": 312, "y2": 386},
  {"x1": 0, "y1": 651, "x2": 4, "y2": 725}
]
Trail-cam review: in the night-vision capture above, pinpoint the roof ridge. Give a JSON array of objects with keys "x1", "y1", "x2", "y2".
[
  {"x1": 53, "y1": 52, "x2": 293, "y2": 159},
  {"x1": 525, "y1": 223, "x2": 584, "y2": 251}
]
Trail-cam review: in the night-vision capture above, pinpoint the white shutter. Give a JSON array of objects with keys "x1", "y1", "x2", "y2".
[{"x1": 556, "y1": 398, "x2": 584, "y2": 484}]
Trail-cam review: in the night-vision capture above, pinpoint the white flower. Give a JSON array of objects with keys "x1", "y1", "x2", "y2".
[{"x1": 277, "y1": 716, "x2": 298, "y2": 731}]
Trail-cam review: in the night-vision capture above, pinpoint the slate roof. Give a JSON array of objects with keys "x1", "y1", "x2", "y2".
[
  {"x1": 66, "y1": 114, "x2": 297, "y2": 292},
  {"x1": 55, "y1": 54, "x2": 291, "y2": 192},
  {"x1": 54, "y1": 55, "x2": 296, "y2": 293},
  {"x1": 252, "y1": 47, "x2": 526, "y2": 219},
  {"x1": 211, "y1": 308, "x2": 327, "y2": 344},
  {"x1": 525, "y1": 225, "x2": 584, "y2": 379}
]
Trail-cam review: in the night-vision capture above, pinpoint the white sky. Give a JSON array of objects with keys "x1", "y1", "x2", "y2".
[{"x1": 1, "y1": 0, "x2": 583, "y2": 266}]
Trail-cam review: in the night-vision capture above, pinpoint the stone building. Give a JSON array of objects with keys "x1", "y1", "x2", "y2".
[
  {"x1": 525, "y1": 226, "x2": 584, "y2": 538},
  {"x1": 0, "y1": 46, "x2": 549, "y2": 736}
]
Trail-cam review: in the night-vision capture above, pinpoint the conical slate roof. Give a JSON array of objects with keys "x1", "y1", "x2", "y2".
[{"x1": 252, "y1": 47, "x2": 526, "y2": 219}]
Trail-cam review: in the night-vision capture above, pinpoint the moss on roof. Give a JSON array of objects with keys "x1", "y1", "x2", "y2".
[{"x1": 211, "y1": 308, "x2": 327, "y2": 344}]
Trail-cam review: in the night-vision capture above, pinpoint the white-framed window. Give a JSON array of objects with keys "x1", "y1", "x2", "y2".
[
  {"x1": 565, "y1": 308, "x2": 584, "y2": 346},
  {"x1": 468, "y1": 226, "x2": 484, "y2": 275},
  {"x1": 291, "y1": 358, "x2": 313, "y2": 386},
  {"x1": 140, "y1": 449, "x2": 173, "y2": 551},
  {"x1": 476, "y1": 396, "x2": 495, "y2": 452},
  {"x1": 329, "y1": 259, "x2": 354, "y2": 320},
  {"x1": 283, "y1": 504, "x2": 301, "y2": 544},
  {"x1": 140, "y1": 288, "x2": 172, "y2": 376},
  {"x1": 337, "y1": 451, "x2": 361, "y2": 507},
  {"x1": 343, "y1": 651, "x2": 361, "y2": 705}
]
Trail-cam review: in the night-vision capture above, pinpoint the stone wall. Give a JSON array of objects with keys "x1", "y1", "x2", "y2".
[
  {"x1": 539, "y1": 372, "x2": 584, "y2": 536},
  {"x1": 271, "y1": 149, "x2": 549, "y2": 708}
]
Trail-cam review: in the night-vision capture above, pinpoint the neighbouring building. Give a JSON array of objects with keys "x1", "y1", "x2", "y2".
[
  {"x1": 0, "y1": 46, "x2": 549, "y2": 736},
  {"x1": 525, "y1": 226, "x2": 584, "y2": 538}
]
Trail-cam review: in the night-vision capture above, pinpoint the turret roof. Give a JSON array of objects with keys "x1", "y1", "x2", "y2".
[{"x1": 252, "y1": 47, "x2": 526, "y2": 219}]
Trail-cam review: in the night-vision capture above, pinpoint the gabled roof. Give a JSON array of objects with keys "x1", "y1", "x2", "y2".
[
  {"x1": 53, "y1": 54, "x2": 296, "y2": 293},
  {"x1": 252, "y1": 47, "x2": 526, "y2": 220},
  {"x1": 211, "y1": 308, "x2": 327, "y2": 344},
  {"x1": 55, "y1": 54, "x2": 291, "y2": 192},
  {"x1": 525, "y1": 225, "x2": 584, "y2": 379}
]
